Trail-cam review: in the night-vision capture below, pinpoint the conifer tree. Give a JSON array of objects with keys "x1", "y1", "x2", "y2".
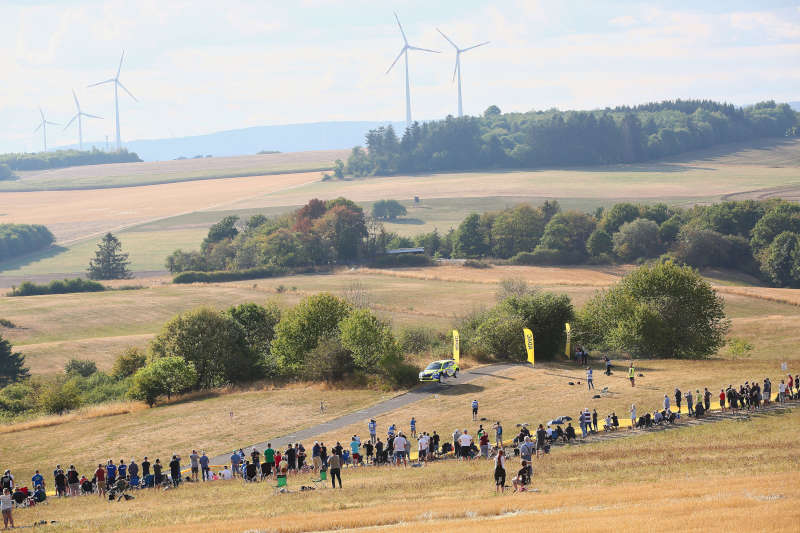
[{"x1": 87, "y1": 232, "x2": 132, "y2": 280}]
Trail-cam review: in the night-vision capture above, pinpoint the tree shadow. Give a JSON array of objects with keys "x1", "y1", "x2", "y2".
[
  {"x1": 0, "y1": 245, "x2": 69, "y2": 274},
  {"x1": 434, "y1": 383, "x2": 485, "y2": 396},
  {"x1": 384, "y1": 218, "x2": 425, "y2": 225}
]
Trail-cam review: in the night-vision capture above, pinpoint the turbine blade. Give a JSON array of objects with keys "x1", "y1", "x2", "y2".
[
  {"x1": 39, "y1": 107, "x2": 45, "y2": 120},
  {"x1": 436, "y1": 28, "x2": 458, "y2": 49},
  {"x1": 453, "y1": 57, "x2": 458, "y2": 82},
  {"x1": 88, "y1": 79, "x2": 115, "y2": 88},
  {"x1": 46, "y1": 121, "x2": 60, "y2": 126},
  {"x1": 82, "y1": 112, "x2": 103, "y2": 119},
  {"x1": 33, "y1": 123, "x2": 42, "y2": 133},
  {"x1": 408, "y1": 46, "x2": 440, "y2": 53},
  {"x1": 117, "y1": 50, "x2": 125, "y2": 78},
  {"x1": 117, "y1": 80, "x2": 138, "y2": 102},
  {"x1": 386, "y1": 47, "x2": 406, "y2": 74},
  {"x1": 394, "y1": 12, "x2": 408, "y2": 45},
  {"x1": 64, "y1": 114, "x2": 78, "y2": 130},
  {"x1": 72, "y1": 89, "x2": 80, "y2": 110},
  {"x1": 461, "y1": 41, "x2": 490, "y2": 52}
]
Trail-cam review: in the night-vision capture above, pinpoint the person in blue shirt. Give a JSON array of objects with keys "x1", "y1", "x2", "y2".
[
  {"x1": 368, "y1": 419, "x2": 377, "y2": 444},
  {"x1": 472, "y1": 399, "x2": 479, "y2": 421},
  {"x1": 117, "y1": 460, "x2": 127, "y2": 480},
  {"x1": 31, "y1": 471, "x2": 44, "y2": 490},
  {"x1": 493, "y1": 421, "x2": 503, "y2": 448},
  {"x1": 230, "y1": 451, "x2": 241, "y2": 478},
  {"x1": 105, "y1": 460, "x2": 116, "y2": 485},
  {"x1": 349, "y1": 436, "x2": 361, "y2": 465},
  {"x1": 388, "y1": 424, "x2": 396, "y2": 438},
  {"x1": 410, "y1": 417, "x2": 417, "y2": 438}
]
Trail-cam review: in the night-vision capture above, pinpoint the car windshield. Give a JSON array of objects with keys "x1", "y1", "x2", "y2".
[{"x1": 425, "y1": 362, "x2": 442, "y2": 371}]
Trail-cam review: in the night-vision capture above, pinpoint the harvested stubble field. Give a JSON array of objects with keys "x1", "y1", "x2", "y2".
[
  {"x1": 8, "y1": 384, "x2": 799, "y2": 532},
  {"x1": 1, "y1": 150, "x2": 348, "y2": 192}
]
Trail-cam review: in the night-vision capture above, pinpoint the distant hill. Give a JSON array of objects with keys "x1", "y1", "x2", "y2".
[{"x1": 57, "y1": 121, "x2": 404, "y2": 162}]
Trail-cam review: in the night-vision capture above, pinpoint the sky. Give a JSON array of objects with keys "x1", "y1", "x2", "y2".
[{"x1": 1, "y1": 0, "x2": 799, "y2": 153}]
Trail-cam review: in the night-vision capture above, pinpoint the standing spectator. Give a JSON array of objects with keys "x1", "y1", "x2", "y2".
[
  {"x1": 778, "y1": 380, "x2": 786, "y2": 403},
  {"x1": 153, "y1": 459, "x2": 163, "y2": 485},
  {"x1": 312, "y1": 442, "x2": 321, "y2": 471},
  {"x1": 230, "y1": 450, "x2": 241, "y2": 478},
  {"x1": 54, "y1": 468, "x2": 67, "y2": 497},
  {"x1": 685, "y1": 390, "x2": 694, "y2": 415},
  {"x1": 106, "y1": 460, "x2": 116, "y2": 486},
  {"x1": 519, "y1": 436, "x2": 534, "y2": 463},
  {"x1": 264, "y1": 444, "x2": 276, "y2": 478},
  {"x1": 0, "y1": 471, "x2": 12, "y2": 493},
  {"x1": 189, "y1": 450, "x2": 200, "y2": 482},
  {"x1": 128, "y1": 459, "x2": 139, "y2": 483},
  {"x1": 432, "y1": 431, "x2": 440, "y2": 454},
  {"x1": 663, "y1": 394, "x2": 670, "y2": 412},
  {"x1": 453, "y1": 428, "x2": 462, "y2": 457},
  {"x1": 169, "y1": 455, "x2": 181, "y2": 487},
  {"x1": 250, "y1": 448, "x2": 261, "y2": 472},
  {"x1": 141, "y1": 457, "x2": 151, "y2": 480},
  {"x1": 494, "y1": 449, "x2": 506, "y2": 494},
  {"x1": 592, "y1": 409, "x2": 598, "y2": 433},
  {"x1": 418, "y1": 432, "x2": 430, "y2": 462},
  {"x1": 328, "y1": 452, "x2": 342, "y2": 488},
  {"x1": 368, "y1": 419, "x2": 377, "y2": 444},
  {"x1": 674, "y1": 388, "x2": 682, "y2": 412},
  {"x1": 67, "y1": 466, "x2": 80, "y2": 496},
  {"x1": 719, "y1": 389, "x2": 726, "y2": 410},
  {"x1": 479, "y1": 431, "x2": 490, "y2": 459},
  {"x1": 493, "y1": 421, "x2": 503, "y2": 449},
  {"x1": 393, "y1": 433, "x2": 408, "y2": 467},
  {"x1": 535, "y1": 424, "x2": 547, "y2": 458},
  {"x1": 1, "y1": 488, "x2": 14, "y2": 530},
  {"x1": 587, "y1": 367, "x2": 595, "y2": 390},
  {"x1": 350, "y1": 436, "x2": 361, "y2": 465},
  {"x1": 199, "y1": 452, "x2": 210, "y2": 481},
  {"x1": 472, "y1": 399, "x2": 479, "y2": 421},
  {"x1": 604, "y1": 355, "x2": 612, "y2": 375},
  {"x1": 410, "y1": 417, "x2": 417, "y2": 438},
  {"x1": 628, "y1": 362, "x2": 636, "y2": 387},
  {"x1": 31, "y1": 470, "x2": 44, "y2": 491},
  {"x1": 763, "y1": 378, "x2": 771, "y2": 405},
  {"x1": 117, "y1": 460, "x2": 127, "y2": 481},
  {"x1": 630, "y1": 404, "x2": 636, "y2": 430},
  {"x1": 458, "y1": 430, "x2": 473, "y2": 460},
  {"x1": 704, "y1": 388, "x2": 711, "y2": 411},
  {"x1": 579, "y1": 409, "x2": 588, "y2": 438},
  {"x1": 94, "y1": 464, "x2": 106, "y2": 497}
]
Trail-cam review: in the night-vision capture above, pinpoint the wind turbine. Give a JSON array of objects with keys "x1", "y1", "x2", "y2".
[
  {"x1": 437, "y1": 28, "x2": 489, "y2": 117},
  {"x1": 386, "y1": 12, "x2": 439, "y2": 127},
  {"x1": 88, "y1": 51, "x2": 137, "y2": 151},
  {"x1": 33, "y1": 107, "x2": 59, "y2": 152},
  {"x1": 64, "y1": 90, "x2": 102, "y2": 150}
]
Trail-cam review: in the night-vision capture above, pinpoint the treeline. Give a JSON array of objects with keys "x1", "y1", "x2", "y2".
[
  {"x1": 166, "y1": 198, "x2": 399, "y2": 274},
  {"x1": 0, "y1": 148, "x2": 142, "y2": 171},
  {"x1": 347, "y1": 100, "x2": 798, "y2": 175},
  {"x1": 440, "y1": 198, "x2": 800, "y2": 288},
  {"x1": 8, "y1": 278, "x2": 105, "y2": 297},
  {"x1": 0, "y1": 224, "x2": 55, "y2": 262}
]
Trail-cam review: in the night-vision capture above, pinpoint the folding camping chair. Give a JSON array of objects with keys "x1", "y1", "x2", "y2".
[
  {"x1": 310, "y1": 469, "x2": 327, "y2": 489},
  {"x1": 273, "y1": 475, "x2": 288, "y2": 493}
]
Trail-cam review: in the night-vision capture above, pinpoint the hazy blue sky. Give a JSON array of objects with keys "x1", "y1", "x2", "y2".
[{"x1": 2, "y1": 0, "x2": 798, "y2": 152}]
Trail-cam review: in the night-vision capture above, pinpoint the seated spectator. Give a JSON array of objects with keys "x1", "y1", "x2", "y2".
[
  {"x1": 611, "y1": 413, "x2": 619, "y2": 428},
  {"x1": 512, "y1": 460, "x2": 532, "y2": 492},
  {"x1": 695, "y1": 402, "x2": 705, "y2": 417},
  {"x1": 555, "y1": 425, "x2": 565, "y2": 442},
  {"x1": 603, "y1": 414, "x2": 613, "y2": 431},
  {"x1": 565, "y1": 423, "x2": 576, "y2": 441},
  {"x1": 245, "y1": 461, "x2": 258, "y2": 482},
  {"x1": 33, "y1": 486, "x2": 46, "y2": 503}
]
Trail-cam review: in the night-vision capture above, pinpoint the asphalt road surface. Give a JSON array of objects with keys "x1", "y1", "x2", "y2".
[{"x1": 210, "y1": 362, "x2": 522, "y2": 465}]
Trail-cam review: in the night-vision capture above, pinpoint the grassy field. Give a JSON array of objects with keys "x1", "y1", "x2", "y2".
[{"x1": 0, "y1": 150, "x2": 348, "y2": 192}]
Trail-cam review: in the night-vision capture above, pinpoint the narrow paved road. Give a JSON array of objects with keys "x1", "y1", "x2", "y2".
[{"x1": 210, "y1": 362, "x2": 522, "y2": 465}]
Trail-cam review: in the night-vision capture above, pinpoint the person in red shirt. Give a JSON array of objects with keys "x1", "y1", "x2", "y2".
[
  {"x1": 719, "y1": 389, "x2": 726, "y2": 411},
  {"x1": 94, "y1": 464, "x2": 106, "y2": 497}
]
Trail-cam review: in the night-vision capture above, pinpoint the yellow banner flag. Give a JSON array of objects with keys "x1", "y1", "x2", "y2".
[
  {"x1": 452, "y1": 330, "x2": 460, "y2": 363},
  {"x1": 565, "y1": 322, "x2": 571, "y2": 359},
  {"x1": 523, "y1": 328, "x2": 534, "y2": 365}
]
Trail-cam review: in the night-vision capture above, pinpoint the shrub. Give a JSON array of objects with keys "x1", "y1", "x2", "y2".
[
  {"x1": 758, "y1": 231, "x2": 800, "y2": 287},
  {"x1": 39, "y1": 380, "x2": 82, "y2": 414},
  {"x1": 496, "y1": 277, "x2": 534, "y2": 301},
  {"x1": 111, "y1": 348, "x2": 147, "y2": 380},
  {"x1": 398, "y1": 327, "x2": 439, "y2": 354},
  {"x1": 64, "y1": 358, "x2": 97, "y2": 378},
  {"x1": 463, "y1": 259, "x2": 490, "y2": 269},
  {"x1": 586, "y1": 229, "x2": 613, "y2": 257},
  {"x1": 0, "y1": 319, "x2": 15, "y2": 328},
  {"x1": 370, "y1": 254, "x2": 433, "y2": 268},
  {"x1": 612, "y1": 218, "x2": 662, "y2": 261},
  {"x1": 8, "y1": 278, "x2": 105, "y2": 296},
  {"x1": 172, "y1": 265, "x2": 289, "y2": 283},
  {"x1": 474, "y1": 309, "x2": 527, "y2": 360},
  {"x1": 502, "y1": 292, "x2": 574, "y2": 360},
  {"x1": 0, "y1": 381, "x2": 35, "y2": 415},
  {"x1": 511, "y1": 249, "x2": 561, "y2": 265},
  {"x1": 372, "y1": 199, "x2": 407, "y2": 219},
  {"x1": 302, "y1": 336, "x2": 353, "y2": 382},
  {"x1": 727, "y1": 338, "x2": 753, "y2": 358},
  {"x1": 129, "y1": 357, "x2": 198, "y2": 407},
  {"x1": 0, "y1": 223, "x2": 55, "y2": 262},
  {"x1": 0, "y1": 164, "x2": 16, "y2": 181},
  {"x1": 378, "y1": 355, "x2": 420, "y2": 389},
  {"x1": 340, "y1": 309, "x2": 399, "y2": 369}
]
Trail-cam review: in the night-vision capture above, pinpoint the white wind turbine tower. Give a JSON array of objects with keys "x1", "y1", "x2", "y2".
[
  {"x1": 386, "y1": 12, "x2": 439, "y2": 127},
  {"x1": 33, "y1": 107, "x2": 59, "y2": 152},
  {"x1": 64, "y1": 90, "x2": 102, "y2": 150},
  {"x1": 437, "y1": 28, "x2": 489, "y2": 117},
  {"x1": 88, "y1": 51, "x2": 137, "y2": 151}
]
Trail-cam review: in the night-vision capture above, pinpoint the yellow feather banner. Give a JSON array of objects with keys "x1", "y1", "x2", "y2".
[
  {"x1": 452, "y1": 330, "x2": 460, "y2": 363},
  {"x1": 523, "y1": 328, "x2": 534, "y2": 365},
  {"x1": 565, "y1": 322, "x2": 571, "y2": 358}
]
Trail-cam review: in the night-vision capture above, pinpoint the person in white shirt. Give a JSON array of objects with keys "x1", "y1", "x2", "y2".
[
  {"x1": 1, "y1": 488, "x2": 14, "y2": 530},
  {"x1": 393, "y1": 433, "x2": 408, "y2": 467},
  {"x1": 417, "y1": 433, "x2": 429, "y2": 462},
  {"x1": 458, "y1": 430, "x2": 473, "y2": 460},
  {"x1": 220, "y1": 466, "x2": 233, "y2": 480},
  {"x1": 779, "y1": 380, "x2": 786, "y2": 403}
]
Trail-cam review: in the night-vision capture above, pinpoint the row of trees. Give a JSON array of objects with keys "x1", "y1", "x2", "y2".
[
  {"x1": 166, "y1": 198, "x2": 395, "y2": 273},
  {"x1": 0, "y1": 224, "x2": 55, "y2": 263},
  {"x1": 347, "y1": 100, "x2": 797, "y2": 176},
  {"x1": 0, "y1": 148, "x2": 141, "y2": 171},
  {"x1": 442, "y1": 198, "x2": 800, "y2": 288}
]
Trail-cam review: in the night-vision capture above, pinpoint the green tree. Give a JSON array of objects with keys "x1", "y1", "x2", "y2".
[
  {"x1": 454, "y1": 213, "x2": 489, "y2": 258},
  {"x1": 502, "y1": 292, "x2": 574, "y2": 360},
  {"x1": 750, "y1": 202, "x2": 800, "y2": 251},
  {"x1": 601, "y1": 203, "x2": 641, "y2": 234},
  {"x1": 204, "y1": 216, "x2": 239, "y2": 248},
  {"x1": 39, "y1": 380, "x2": 82, "y2": 414},
  {"x1": 313, "y1": 205, "x2": 367, "y2": 262},
  {"x1": 150, "y1": 307, "x2": 255, "y2": 388},
  {"x1": 0, "y1": 335, "x2": 29, "y2": 386},
  {"x1": 372, "y1": 199, "x2": 407, "y2": 220},
  {"x1": 535, "y1": 211, "x2": 596, "y2": 263},
  {"x1": 64, "y1": 358, "x2": 97, "y2": 377},
  {"x1": 129, "y1": 356, "x2": 198, "y2": 406},
  {"x1": 578, "y1": 262, "x2": 729, "y2": 358},
  {"x1": 226, "y1": 302, "x2": 282, "y2": 374},
  {"x1": 87, "y1": 233, "x2": 132, "y2": 280},
  {"x1": 339, "y1": 308, "x2": 399, "y2": 369},
  {"x1": 111, "y1": 347, "x2": 147, "y2": 380},
  {"x1": 490, "y1": 205, "x2": 546, "y2": 258},
  {"x1": 612, "y1": 218, "x2": 661, "y2": 261},
  {"x1": 758, "y1": 231, "x2": 800, "y2": 287},
  {"x1": 0, "y1": 163, "x2": 16, "y2": 181},
  {"x1": 333, "y1": 159, "x2": 345, "y2": 179},
  {"x1": 586, "y1": 229, "x2": 613, "y2": 257},
  {"x1": 271, "y1": 293, "x2": 351, "y2": 374},
  {"x1": 658, "y1": 214, "x2": 683, "y2": 244},
  {"x1": 474, "y1": 308, "x2": 526, "y2": 360}
]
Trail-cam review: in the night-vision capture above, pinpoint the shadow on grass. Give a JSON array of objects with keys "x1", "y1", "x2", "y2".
[
  {"x1": 0, "y1": 245, "x2": 69, "y2": 273},
  {"x1": 434, "y1": 383, "x2": 484, "y2": 396},
  {"x1": 384, "y1": 217, "x2": 425, "y2": 225}
]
